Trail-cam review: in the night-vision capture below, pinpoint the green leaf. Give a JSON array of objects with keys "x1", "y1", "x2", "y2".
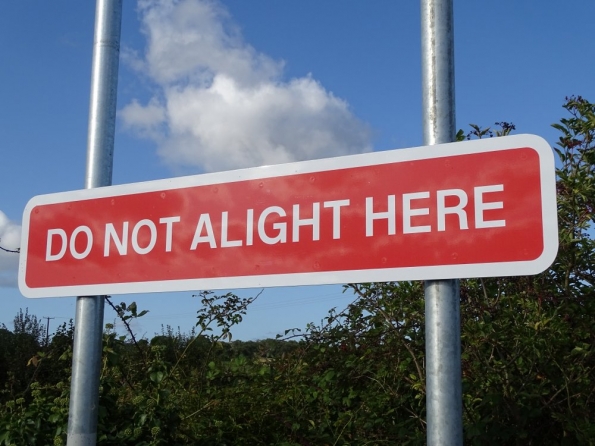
[{"x1": 149, "y1": 371, "x2": 164, "y2": 383}]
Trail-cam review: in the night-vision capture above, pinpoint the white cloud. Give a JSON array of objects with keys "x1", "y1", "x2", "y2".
[
  {"x1": 0, "y1": 211, "x2": 21, "y2": 287},
  {"x1": 121, "y1": 0, "x2": 371, "y2": 172}
]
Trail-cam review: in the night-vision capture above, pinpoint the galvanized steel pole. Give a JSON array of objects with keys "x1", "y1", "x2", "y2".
[
  {"x1": 420, "y1": 0, "x2": 463, "y2": 445},
  {"x1": 67, "y1": 1, "x2": 122, "y2": 445}
]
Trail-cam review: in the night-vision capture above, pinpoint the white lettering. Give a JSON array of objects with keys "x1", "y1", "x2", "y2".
[
  {"x1": 258, "y1": 206, "x2": 287, "y2": 245},
  {"x1": 366, "y1": 196, "x2": 395, "y2": 237},
  {"x1": 475, "y1": 185, "x2": 506, "y2": 228},
  {"x1": 46, "y1": 229, "x2": 67, "y2": 261},
  {"x1": 104, "y1": 222, "x2": 129, "y2": 256},
  {"x1": 220, "y1": 212, "x2": 242, "y2": 248},
  {"x1": 437, "y1": 189, "x2": 469, "y2": 231},
  {"x1": 70, "y1": 226, "x2": 93, "y2": 260},
  {"x1": 159, "y1": 216, "x2": 180, "y2": 252},
  {"x1": 191, "y1": 214, "x2": 217, "y2": 249},
  {"x1": 323, "y1": 199, "x2": 350, "y2": 239},
  {"x1": 292, "y1": 203, "x2": 320, "y2": 242},
  {"x1": 131, "y1": 219, "x2": 157, "y2": 255},
  {"x1": 246, "y1": 209, "x2": 254, "y2": 246},
  {"x1": 403, "y1": 192, "x2": 431, "y2": 234}
]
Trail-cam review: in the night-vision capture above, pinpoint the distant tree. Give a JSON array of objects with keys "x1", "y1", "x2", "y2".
[{"x1": 11, "y1": 308, "x2": 44, "y2": 346}]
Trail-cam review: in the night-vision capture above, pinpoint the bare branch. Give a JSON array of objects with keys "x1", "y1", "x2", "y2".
[{"x1": 0, "y1": 239, "x2": 19, "y2": 253}]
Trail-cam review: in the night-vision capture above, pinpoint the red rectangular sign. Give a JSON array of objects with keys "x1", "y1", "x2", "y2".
[{"x1": 19, "y1": 134, "x2": 557, "y2": 298}]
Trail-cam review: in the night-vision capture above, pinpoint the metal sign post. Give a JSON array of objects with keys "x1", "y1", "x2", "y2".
[
  {"x1": 67, "y1": 1, "x2": 122, "y2": 445},
  {"x1": 421, "y1": 0, "x2": 463, "y2": 444}
]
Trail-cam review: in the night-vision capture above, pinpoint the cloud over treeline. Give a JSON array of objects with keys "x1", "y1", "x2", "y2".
[
  {"x1": 120, "y1": 0, "x2": 371, "y2": 172},
  {"x1": 0, "y1": 211, "x2": 21, "y2": 287}
]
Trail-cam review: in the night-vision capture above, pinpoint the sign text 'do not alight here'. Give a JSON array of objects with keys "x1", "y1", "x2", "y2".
[{"x1": 19, "y1": 134, "x2": 558, "y2": 298}]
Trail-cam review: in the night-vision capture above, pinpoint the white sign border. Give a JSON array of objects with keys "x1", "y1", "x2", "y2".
[{"x1": 19, "y1": 134, "x2": 558, "y2": 298}]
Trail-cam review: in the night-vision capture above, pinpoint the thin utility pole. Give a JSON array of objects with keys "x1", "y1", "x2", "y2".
[
  {"x1": 420, "y1": 0, "x2": 463, "y2": 445},
  {"x1": 42, "y1": 316, "x2": 55, "y2": 346},
  {"x1": 67, "y1": 1, "x2": 122, "y2": 445}
]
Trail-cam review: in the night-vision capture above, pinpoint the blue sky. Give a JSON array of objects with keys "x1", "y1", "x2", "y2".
[{"x1": 1, "y1": 0, "x2": 594, "y2": 340}]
